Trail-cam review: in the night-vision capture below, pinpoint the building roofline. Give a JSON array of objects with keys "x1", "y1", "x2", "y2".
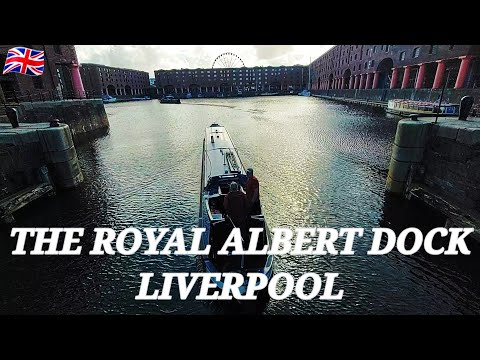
[
  {"x1": 153, "y1": 64, "x2": 307, "y2": 72},
  {"x1": 81, "y1": 63, "x2": 149, "y2": 74}
]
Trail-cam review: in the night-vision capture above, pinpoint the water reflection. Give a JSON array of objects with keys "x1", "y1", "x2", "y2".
[{"x1": 0, "y1": 97, "x2": 478, "y2": 314}]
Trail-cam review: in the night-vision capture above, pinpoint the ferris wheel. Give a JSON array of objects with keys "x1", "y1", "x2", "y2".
[{"x1": 212, "y1": 52, "x2": 245, "y2": 68}]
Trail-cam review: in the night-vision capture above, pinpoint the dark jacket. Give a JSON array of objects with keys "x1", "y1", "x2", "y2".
[{"x1": 223, "y1": 190, "x2": 248, "y2": 225}]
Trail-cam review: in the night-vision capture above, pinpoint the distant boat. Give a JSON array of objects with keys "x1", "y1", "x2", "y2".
[
  {"x1": 387, "y1": 99, "x2": 459, "y2": 116},
  {"x1": 259, "y1": 92, "x2": 279, "y2": 96},
  {"x1": 102, "y1": 95, "x2": 117, "y2": 103},
  {"x1": 131, "y1": 96, "x2": 151, "y2": 101},
  {"x1": 186, "y1": 92, "x2": 193, "y2": 99},
  {"x1": 298, "y1": 89, "x2": 311, "y2": 97},
  {"x1": 160, "y1": 95, "x2": 181, "y2": 104},
  {"x1": 298, "y1": 57, "x2": 312, "y2": 97}
]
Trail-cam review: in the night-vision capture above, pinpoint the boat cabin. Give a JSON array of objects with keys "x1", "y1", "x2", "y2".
[{"x1": 200, "y1": 124, "x2": 269, "y2": 271}]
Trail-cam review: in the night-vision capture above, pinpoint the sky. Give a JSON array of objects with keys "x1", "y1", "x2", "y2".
[{"x1": 76, "y1": 45, "x2": 334, "y2": 78}]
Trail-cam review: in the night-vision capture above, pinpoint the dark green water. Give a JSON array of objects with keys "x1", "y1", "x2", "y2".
[{"x1": 1, "y1": 96, "x2": 479, "y2": 314}]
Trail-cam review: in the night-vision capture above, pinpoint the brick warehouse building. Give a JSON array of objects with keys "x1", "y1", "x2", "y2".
[
  {"x1": 0, "y1": 45, "x2": 87, "y2": 103},
  {"x1": 155, "y1": 65, "x2": 309, "y2": 97},
  {"x1": 310, "y1": 45, "x2": 480, "y2": 105},
  {"x1": 80, "y1": 64, "x2": 150, "y2": 98}
]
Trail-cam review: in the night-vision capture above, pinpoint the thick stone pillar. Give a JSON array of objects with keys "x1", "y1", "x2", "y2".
[
  {"x1": 386, "y1": 119, "x2": 429, "y2": 194},
  {"x1": 372, "y1": 71, "x2": 380, "y2": 89},
  {"x1": 71, "y1": 63, "x2": 86, "y2": 99},
  {"x1": 415, "y1": 63, "x2": 426, "y2": 89},
  {"x1": 401, "y1": 66, "x2": 411, "y2": 89},
  {"x1": 432, "y1": 60, "x2": 446, "y2": 89},
  {"x1": 354, "y1": 75, "x2": 360, "y2": 89},
  {"x1": 349, "y1": 76, "x2": 354, "y2": 89},
  {"x1": 455, "y1": 56, "x2": 473, "y2": 89},
  {"x1": 390, "y1": 68, "x2": 399, "y2": 89},
  {"x1": 341, "y1": 77, "x2": 345, "y2": 89},
  {"x1": 359, "y1": 74, "x2": 366, "y2": 89},
  {"x1": 365, "y1": 73, "x2": 373, "y2": 89}
]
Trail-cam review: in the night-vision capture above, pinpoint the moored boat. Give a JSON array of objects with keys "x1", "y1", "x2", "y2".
[
  {"x1": 102, "y1": 95, "x2": 117, "y2": 103},
  {"x1": 387, "y1": 99, "x2": 459, "y2": 116},
  {"x1": 298, "y1": 89, "x2": 311, "y2": 96},
  {"x1": 198, "y1": 124, "x2": 274, "y2": 301},
  {"x1": 160, "y1": 95, "x2": 181, "y2": 104}
]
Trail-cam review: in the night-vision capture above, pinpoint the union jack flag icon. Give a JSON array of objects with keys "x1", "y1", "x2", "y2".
[{"x1": 2, "y1": 46, "x2": 45, "y2": 76}]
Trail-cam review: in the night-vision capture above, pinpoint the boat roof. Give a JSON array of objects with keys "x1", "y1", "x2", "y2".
[{"x1": 203, "y1": 124, "x2": 246, "y2": 187}]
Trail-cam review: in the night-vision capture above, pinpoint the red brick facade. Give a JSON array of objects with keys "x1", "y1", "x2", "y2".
[
  {"x1": 0, "y1": 45, "x2": 79, "y2": 102},
  {"x1": 310, "y1": 45, "x2": 480, "y2": 91}
]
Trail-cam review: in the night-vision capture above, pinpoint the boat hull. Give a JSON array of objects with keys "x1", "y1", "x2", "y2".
[{"x1": 197, "y1": 124, "x2": 274, "y2": 305}]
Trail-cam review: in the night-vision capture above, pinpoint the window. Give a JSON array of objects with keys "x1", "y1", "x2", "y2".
[
  {"x1": 358, "y1": 64, "x2": 362, "y2": 70},
  {"x1": 399, "y1": 51, "x2": 406, "y2": 61},
  {"x1": 370, "y1": 60, "x2": 375, "y2": 68},
  {"x1": 412, "y1": 47, "x2": 420, "y2": 58},
  {"x1": 364, "y1": 62, "x2": 368, "y2": 69},
  {"x1": 373, "y1": 46, "x2": 376, "y2": 53},
  {"x1": 385, "y1": 45, "x2": 390, "y2": 52},
  {"x1": 353, "y1": 66, "x2": 356, "y2": 71},
  {"x1": 32, "y1": 76, "x2": 43, "y2": 89},
  {"x1": 428, "y1": 45, "x2": 438, "y2": 55},
  {"x1": 354, "y1": 54, "x2": 357, "y2": 60}
]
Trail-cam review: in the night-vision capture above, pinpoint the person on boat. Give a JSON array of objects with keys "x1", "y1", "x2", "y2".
[
  {"x1": 223, "y1": 181, "x2": 248, "y2": 230},
  {"x1": 246, "y1": 168, "x2": 260, "y2": 215}
]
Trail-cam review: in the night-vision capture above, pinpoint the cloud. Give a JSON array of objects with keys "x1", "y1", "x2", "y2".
[
  {"x1": 76, "y1": 45, "x2": 334, "y2": 77},
  {"x1": 253, "y1": 45, "x2": 295, "y2": 60}
]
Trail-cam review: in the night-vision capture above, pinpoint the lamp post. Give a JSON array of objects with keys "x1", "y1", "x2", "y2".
[{"x1": 435, "y1": 69, "x2": 450, "y2": 124}]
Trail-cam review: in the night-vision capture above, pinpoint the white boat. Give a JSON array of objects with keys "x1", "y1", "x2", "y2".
[
  {"x1": 298, "y1": 89, "x2": 311, "y2": 96},
  {"x1": 298, "y1": 58, "x2": 312, "y2": 97},
  {"x1": 102, "y1": 95, "x2": 117, "y2": 103}
]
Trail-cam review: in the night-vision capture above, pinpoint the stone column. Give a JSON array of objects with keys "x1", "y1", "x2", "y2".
[
  {"x1": 341, "y1": 77, "x2": 345, "y2": 89},
  {"x1": 372, "y1": 71, "x2": 380, "y2": 89},
  {"x1": 70, "y1": 63, "x2": 86, "y2": 99},
  {"x1": 401, "y1": 66, "x2": 411, "y2": 89},
  {"x1": 432, "y1": 60, "x2": 446, "y2": 89},
  {"x1": 415, "y1": 63, "x2": 426, "y2": 89},
  {"x1": 360, "y1": 74, "x2": 366, "y2": 89},
  {"x1": 0, "y1": 85, "x2": 5, "y2": 104},
  {"x1": 349, "y1": 76, "x2": 354, "y2": 89},
  {"x1": 390, "y1": 68, "x2": 399, "y2": 89},
  {"x1": 455, "y1": 56, "x2": 473, "y2": 89},
  {"x1": 354, "y1": 75, "x2": 360, "y2": 89},
  {"x1": 365, "y1": 73, "x2": 372, "y2": 89}
]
